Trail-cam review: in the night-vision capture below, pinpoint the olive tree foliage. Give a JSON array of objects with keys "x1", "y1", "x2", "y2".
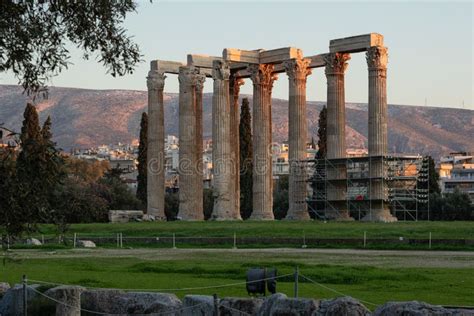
[{"x1": 0, "y1": 1, "x2": 142, "y2": 96}]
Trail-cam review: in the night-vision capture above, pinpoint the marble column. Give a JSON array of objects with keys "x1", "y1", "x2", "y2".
[
  {"x1": 325, "y1": 53, "x2": 352, "y2": 220},
  {"x1": 146, "y1": 69, "x2": 166, "y2": 220},
  {"x1": 248, "y1": 64, "x2": 277, "y2": 220},
  {"x1": 178, "y1": 66, "x2": 203, "y2": 220},
  {"x1": 284, "y1": 58, "x2": 311, "y2": 220},
  {"x1": 211, "y1": 61, "x2": 241, "y2": 220},
  {"x1": 364, "y1": 46, "x2": 397, "y2": 222},
  {"x1": 195, "y1": 73, "x2": 206, "y2": 218},
  {"x1": 229, "y1": 74, "x2": 245, "y2": 217}
]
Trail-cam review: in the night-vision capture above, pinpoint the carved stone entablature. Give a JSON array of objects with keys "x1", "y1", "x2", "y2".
[
  {"x1": 178, "y1": 66, "x2": 200, "y2": 86},
  {"x1": 248, "y1": 64, "x2": 278, "y2": 87},
  {"x1": 212, "y1": 60, "x2": 230, "y2": 81},
  {"x1": 147, "y1": 70, "x2": 166, "y2": 91},
  {"x1": 366, "y1": 46, "x2": 388, "y2": 70},
  {"x1": 284, "y1": 58, "x2": 312, "y2": 82},
  {"x1": 324, "y1": 53, "x2": 351, "y2": 75}
]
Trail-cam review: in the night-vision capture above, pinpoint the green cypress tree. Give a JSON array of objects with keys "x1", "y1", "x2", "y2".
[
  {"x1": 40, "y1": 115, "x2": 67, "y2": 232},
  {"x1": 427, "y1": 156, "x2": 440, "y2": 194},
  {"x1": 316, "y1": 105, "x2": 327, "y2": 159},
  {"x1": 239, "y1": 98, "x2": 253, "y2": 219},
  {"x1": 310, "y1": 105, "x2": 328, "y2": 218},
  {"x1": 136, "y1": 112, "x2": 148, "y2": 206},
  {"x1": 41, "y1": 116, "x2": 53, "y2": 141},
  {"x1": 16, "y1": 103, "x2": 47, "y2": 228}
]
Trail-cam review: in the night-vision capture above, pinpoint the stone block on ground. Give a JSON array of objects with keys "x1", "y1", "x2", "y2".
[
  {"x1": 0, "y1": 284, "x2": 41, "y2": 316},
  {"x1": 44, "y1": 285, "x2": 85, "y2": 316},
  {"x1": 182, "y1": 295, "x2": 215, "y2": 316},
  {"x1": 81, "y1": 289, "x2": 125, "y2": 313},
  {"x1": 77, "y1": 240, "x2": 96, "y2": 248},
  {"x1": 373, "y1": 301, "x2": 474, "y2": 316},
  {"x1": 268, "y1": 297, "x2": 320, "y2": 315},
  {"x1": 257, "y1": 293, "x2": 288, "y2": 316},
  {"x1": 27, "y1": 238, "x2": 42, "y2": 246},
  {"x1": 315, "y1": 296, "x2": 370, "y2": 316},
  {"x1": 0, "y1": 282, "x2": 10, "y2": 299},
  {"x1": 81, "y1": 290, "x2": 181, "y2": 315},
  {"x1": 219, "y1": 297, "x2": 264, "y2": 315}
]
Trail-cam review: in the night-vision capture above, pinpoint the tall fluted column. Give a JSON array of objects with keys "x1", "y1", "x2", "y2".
[
  {"x1": 195, "y1": 73, "x2": 206, "y2": 217},
  {"x1": 325, "y1": 53, "x2": 352, "y2": 220},
  {"x1": 248, "y1": 64, "x2": 277, "y2": 220},
  {"x1": 364, "y1": 46, "x2": 397, "y2": 222},
  {"x1": 178, "y1": 66, "x2": 203, "y2": 220},
  {"x1": 230, "y1": 74, "x2": 244, "y2": 217},
  {"x1": 146, "y1": 69, "x2": 166, "y2": 220},
  {"x1": 212, "y1": 61, "x2": 241, "y2": 220},
  {"x1": 284, "y1": 58, "x2": 311, "y2": 220}
]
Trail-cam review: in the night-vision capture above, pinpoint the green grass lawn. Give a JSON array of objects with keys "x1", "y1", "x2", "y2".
[
  {"x1": 32, "y1": 220, "x2": 474, "y2": 239},
  {"x1": 2, "y1": 252, "x2": 474, "y2": 309}
]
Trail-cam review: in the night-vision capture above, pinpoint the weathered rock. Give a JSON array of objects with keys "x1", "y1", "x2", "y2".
[
  {"x1": 125, "y1": 292, "x2": 181, "y2": 314},
  {"x1": 269, "y1": 297, "x2": 319, "y2": 315},
  {"x1": 81, "y1": 289, "x2": 125, "y2": 313},
  {"x1": 77, "y1": 240, "x2": 96, "y2": 248},
  {"x1": 81, "y1": 290, "x2": 181, "y2": 315},
  {"x1": 27, "y1": 238, "x2": 42, "y2": 246},
  {"x1": 257, "y1": 293, "x2": 288, "y2": 316},
  {"x1": 0, "y1": 282, "x2": 10, "y2": 298},
  {"x1": 315, "y1": 296, "x2": 370, "y2": 316},
  {"x1": 44, "y1": 285, "x2": 85, "y2": 316},
  {"x1": 0, "y1": 284, "x2": 40, "y2": 316},
  {"x1": 373, "y1": 301, "x2": 474, "y2": 316},
  {"x1": 220, "y1": 297, "x2": 264, "y2": 315},
  {"x1": 182, "y1": 295, "x2": 215, "y2": 316}
]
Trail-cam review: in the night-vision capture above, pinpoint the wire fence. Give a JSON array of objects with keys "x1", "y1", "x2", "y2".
[{"x1": 7, "y1": 230, "x2": 465, "y2": 250}]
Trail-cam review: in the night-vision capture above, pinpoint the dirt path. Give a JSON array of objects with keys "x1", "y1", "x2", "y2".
[{"x1": 4, "y1": 248, "x2": 474, "y2": 268}]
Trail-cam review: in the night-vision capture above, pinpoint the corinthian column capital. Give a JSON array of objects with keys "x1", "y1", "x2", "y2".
[
  {"x1": 284, "y1": 58, "x2": 312, "y2": 82},
  {"x1": 147, "y1": 70, "x2": 166, "y2": 91},
  {"x1": 178, "y1": 66, "x2": 200, "y2": 86},
  {"x1": 212, "y1": 60, "x2": 230, "y2": 81},
  {"x1": 366, "y1": 46, "x2": 388, "y2": 70},
  {"x1": 230, "y1": 75, "x2": 245, "y2": 95},
  {"x1": 195, "y1": 73, "x2": 206, "y2": 91},
  {"x1": 248, "y1": 64, "x2": 278, "y2": 87},
  {"x1": 324, "y1": 53, "x2": 351, "y2": 75}
]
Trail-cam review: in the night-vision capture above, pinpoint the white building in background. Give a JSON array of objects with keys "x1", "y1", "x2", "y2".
[{"x1": 438, "y1": 152, "x2": 474, "y2": 204}]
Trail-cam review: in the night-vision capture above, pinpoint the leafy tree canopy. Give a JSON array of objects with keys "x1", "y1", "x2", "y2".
[{"x1": 0, "y1": 1, "x2": 142, "y2": 96}]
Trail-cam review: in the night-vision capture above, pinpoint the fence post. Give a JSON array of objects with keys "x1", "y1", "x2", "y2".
[
  {"x1": 233, "y1": 232, "x2": 237, "y2": 249},
  {"x1": 172, "y1": 233, "x2": 176, "y2": 249},
  {"x1": 41, "y1": 235, "x2": 44, "y2": 245},
  {"x1": 213, "y1": 293, "x2": 219, "y2": 316},
  {"x1": 7, "y1": 235, "x2": 10, "y2": 250},
  {"x1": 363, "y1": 231, "x2": 367, "y2": 248},
  {"x1": 22, "y1": 274, "x2": 27, "y2": 316},
  {"x1": 294, "y1": 266, "x2": 299, "y2": 298},
  {"x1": 429, "y1": 232, "x2": 432, "y2": 249},
  {"x1": 302, "y1": 231, "x2": 307, "y2": 248},
  {"x1": 120, "y1": 233, "x2": 123, "y2": 248},
  {"x1": 73, "y1": 233, "x2": 77, "y2": 248}
]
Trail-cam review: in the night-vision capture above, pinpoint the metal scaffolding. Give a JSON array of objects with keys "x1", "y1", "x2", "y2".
[{"x1": 307, "y1": 155, "x2": 430, "y2": 221}]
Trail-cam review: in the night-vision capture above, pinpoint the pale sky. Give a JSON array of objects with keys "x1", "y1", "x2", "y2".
[{"x1": 1, "y1": 0, "x2": 472, "y2": 109}]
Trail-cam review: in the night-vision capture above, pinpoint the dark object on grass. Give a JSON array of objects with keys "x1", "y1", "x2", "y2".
[{"x1": 246, "y1": 268, "x2": 277, "y2": 296}]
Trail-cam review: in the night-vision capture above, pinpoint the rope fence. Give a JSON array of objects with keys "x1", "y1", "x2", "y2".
[{"x1": 28, "y1": 273, "x2": 294, "y2": 292}]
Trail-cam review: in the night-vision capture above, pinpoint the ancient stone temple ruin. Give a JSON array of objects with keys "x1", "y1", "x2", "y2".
[{"x1": 146, "y1": 33, "x2": 401, "y2": 222}]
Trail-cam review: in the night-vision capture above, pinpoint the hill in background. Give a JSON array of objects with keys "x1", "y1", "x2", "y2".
[{"x1": 0, "y1": 85, "x2": 472, "y2": 159}]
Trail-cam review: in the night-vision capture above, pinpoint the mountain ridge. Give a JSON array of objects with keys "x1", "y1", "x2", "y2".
[{"x1": 0, "y1": 84, "x2": 472, "y2": 159}]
